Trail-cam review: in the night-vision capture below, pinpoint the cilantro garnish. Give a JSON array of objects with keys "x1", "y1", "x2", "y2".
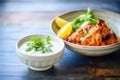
[{"x1": 26, "y1": 36, "x2": 53, "y2": 53}]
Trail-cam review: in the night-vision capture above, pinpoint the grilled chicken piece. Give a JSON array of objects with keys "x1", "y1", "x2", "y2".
[
  {"x1": 80, "y1": 19, "x2": 111, "y2": 46},
  {"x1": 104, "y1": 31, "x2": 118, "y2": 45},
  {"x1": 97, "y1": 20, "x2": 110, "y2": 38},
  {"x1": 66, "y1": 25, "x2": 94, "y2": 44},
  {"x1": 80, "y1": 25, "x2": 105, "y2": 46},
  {"x1": 66, "y1": 19, "x2": 119, "y2": 46}
]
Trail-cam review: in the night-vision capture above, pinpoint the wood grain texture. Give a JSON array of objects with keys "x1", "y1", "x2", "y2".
[{"x1": 0, "y1": 12, "x2": 120, "y2": 80}]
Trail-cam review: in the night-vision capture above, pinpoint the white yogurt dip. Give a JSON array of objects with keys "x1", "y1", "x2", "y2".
[{"x1": 19, "y1": 40, "x2": 58, "y2": 55}]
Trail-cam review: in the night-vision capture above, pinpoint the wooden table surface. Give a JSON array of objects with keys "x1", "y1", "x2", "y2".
[{"x1": 0, "y1": 0, "x2": 120, "y2": 80}]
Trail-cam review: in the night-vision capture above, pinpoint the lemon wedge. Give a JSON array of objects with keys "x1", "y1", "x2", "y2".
[
  {"x1": 55, "y1": 17, "x2": 68, "y2": 28},
  {"x1": 57, "y1": 22, "x2": 72, "y2": 38}
]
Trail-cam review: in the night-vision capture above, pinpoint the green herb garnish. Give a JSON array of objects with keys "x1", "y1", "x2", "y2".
[
  {"x1": 72, "y1": 8, "x2": 97, "y2": 32},
  {"x1": 82, "y1": 28, "x2": 88, "y2": 36},
  {"x1": 26, "y1": 36, "x2": 53, "y2": 53}
]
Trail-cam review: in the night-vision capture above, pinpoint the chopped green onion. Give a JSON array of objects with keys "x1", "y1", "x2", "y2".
[
  {"x1": 72, "y1": 8, "x2": 97, "y2": 32},
  {"x1": 82, "y1": 28, "x2": 88, "y2": 36}
]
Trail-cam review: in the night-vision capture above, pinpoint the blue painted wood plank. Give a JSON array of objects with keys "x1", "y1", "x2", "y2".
[{"x1": 0, "y1": 0, "x2": 119, "y2": 13}]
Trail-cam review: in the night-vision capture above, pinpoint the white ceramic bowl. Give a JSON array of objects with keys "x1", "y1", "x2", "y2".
[
  {"x1": 51, "y1": 10, "x2": 120, "y2": 56},
  {"x1": 16, "y1": 34, "x2": 64, "y2": 71}
]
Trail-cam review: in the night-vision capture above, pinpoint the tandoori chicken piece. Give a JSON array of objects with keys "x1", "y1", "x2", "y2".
[
  {"x1": 80, "y1": 26, "x2": 104, "y2": 46},
  {"x1": 66, "y1": 25, "x2": 94, "y2": 44},
  {"x1": 65, "y1": 19, "x2": 119, "y2": 46},
  {"x1": 104, "y1": 31, "x2": 118, "y2": 45},
  {"x1": 96, "y1": 19, "x2": 110, "y2": 38},
  {"x1": 80, "y1": 19, "x2": 111, "y2": 46}
]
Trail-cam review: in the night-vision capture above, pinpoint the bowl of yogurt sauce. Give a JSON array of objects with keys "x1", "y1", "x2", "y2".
[{"x1": 16, "y1": 34, "x2": 64, "y2": 71}]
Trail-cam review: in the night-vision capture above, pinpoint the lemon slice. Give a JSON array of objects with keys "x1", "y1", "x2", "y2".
[
  {"x1": 57, "y1": 22, "x2": 72, "y2": 38},
  {"x1": 55, "y1": 17, "x2": 68, "y2": 28}
]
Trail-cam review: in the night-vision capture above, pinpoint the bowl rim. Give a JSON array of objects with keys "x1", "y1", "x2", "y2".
[
  {"x1": 51, "y1": 9, "x2": 120, "y2": 35},
  {"x1": 51, "y1": 9, "x2": 120, "y2": 49},
  {"x1": 16, "y1": 34, "x2": 65, "y2": 57},
  {"x1": 52, "y1": 9, "x2": 120, "y2": 18}
]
